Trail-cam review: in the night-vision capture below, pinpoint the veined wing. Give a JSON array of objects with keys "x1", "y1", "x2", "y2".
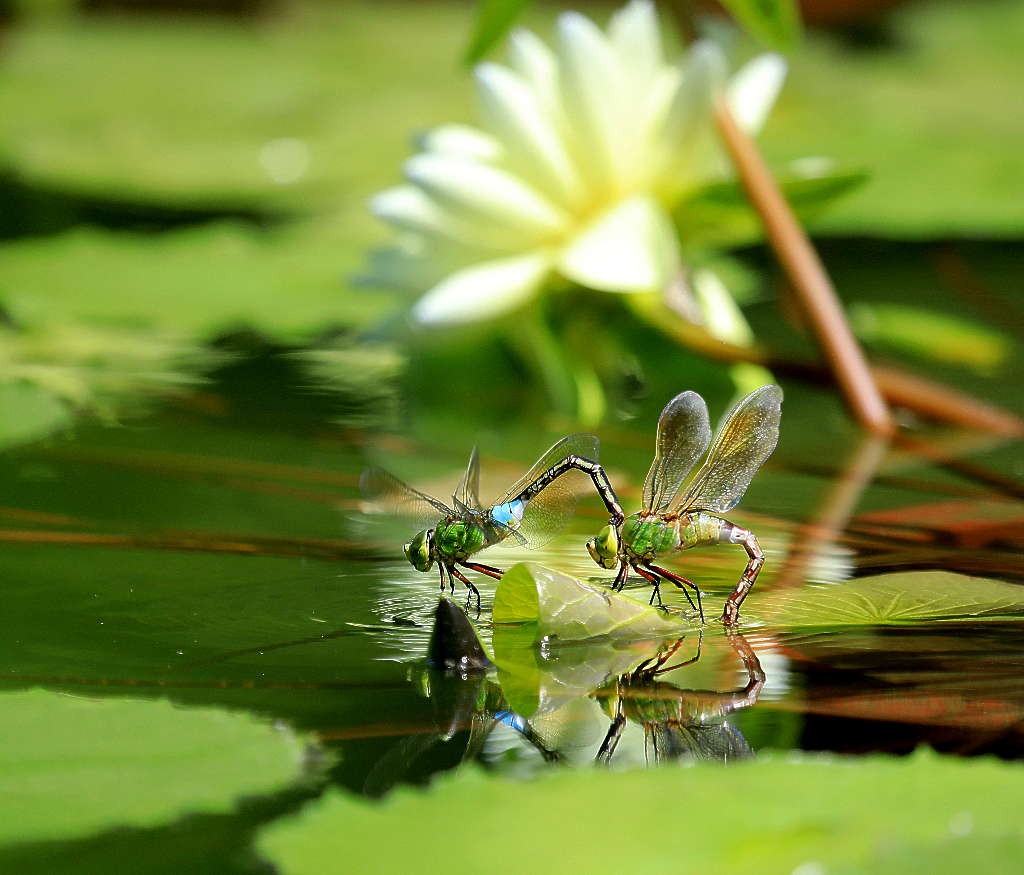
[
  {"x1": 673, "y1": 385, "x2": 782, "y2": 515},
  {"x1": 642, "y1": 391, "x2": 711, "y2": 513},
  {"x1": 493, "y1": 433, "x2": 599, "y2": 549},
  {"x1": 360, "y1": 467, "x2": 452, "y2": 528},
  {"x1": 452, "y1": 445, "x2": 483, "y2": 513}
]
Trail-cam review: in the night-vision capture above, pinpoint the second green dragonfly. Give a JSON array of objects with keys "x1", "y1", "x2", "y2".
[{"x1": 586, "y1": 385, "x2": 783, "y2": 625}]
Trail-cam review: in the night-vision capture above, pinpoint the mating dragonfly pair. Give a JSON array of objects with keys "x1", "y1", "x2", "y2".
[{"x1": 361, "y1": 385, "x2": 782, "y2": 625}]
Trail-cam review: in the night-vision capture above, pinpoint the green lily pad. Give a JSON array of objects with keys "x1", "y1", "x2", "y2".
[
  {"x1": 257, "y1": 748, "x2": 1024, "y2": 874},
  {"x1": 0, "y1": 690, "x2": 306, "y2": 847},
  {"x1": 493, "y1": 562, "x2": 687, "y2": 641},
  {"x1": 754, "y1": 572, "x2": 1024, "y2": 629}
]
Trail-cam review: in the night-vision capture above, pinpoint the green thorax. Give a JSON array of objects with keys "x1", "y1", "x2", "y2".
[
  {"x1": 620, "y1": 514, "x2": 680, "y2": 560},
  {"x1": 434, "y1": 517, "x2": 486, "y2": 561},
  {"x1": 622, "y1": 511, "x2": 723, "y2": 560}
]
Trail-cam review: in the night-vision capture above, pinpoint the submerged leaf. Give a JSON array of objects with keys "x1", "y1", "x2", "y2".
[
  {"x1": 0, "y1": 690, "x2": 306, "y2": 847},
  {"x1": 755, "y1": 571, "x2": 1024, "y2": 629},
  {"x1": 492, "y1": 562, "x2": 687, "y2": 641}
]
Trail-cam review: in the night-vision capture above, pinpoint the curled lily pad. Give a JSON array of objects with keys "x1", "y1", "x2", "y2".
[
  {"x1": 493, "y1": 563, "x2": 687, "y2": 642},
  {"x1": 754, "y1": 571, "x2": 1024, "y2": 629}
]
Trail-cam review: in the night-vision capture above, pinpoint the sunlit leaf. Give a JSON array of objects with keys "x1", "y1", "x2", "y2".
[
  {"x1": 464, "y1": 0, "x2": 531, "y2": 65},
  {"x1": 754, "y1": 572, "x2": 1024, "y2": 629},
  {"x1": 718, "y1": 0, "x2": 803, "y2": 52},
  {"x1": 258, "y1": 748, "x2": 1024, "y2": 874},
  {"x1": 493, "y1": 562, "x2": 687, "y2": 641},
  {"x1": 0, "y1": 690, "x2": 306, "y2": 847}
]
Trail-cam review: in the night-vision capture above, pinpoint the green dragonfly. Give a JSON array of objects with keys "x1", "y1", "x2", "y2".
[
  {"x1": 362, "y1": 435, "x2": 623, "y2": 607},
  {"x1": 586, "y1": 385, "x2": 782, "y2": 624}
]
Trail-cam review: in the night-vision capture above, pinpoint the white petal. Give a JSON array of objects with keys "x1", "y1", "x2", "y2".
[
  {"x1": 404, "y1": 153, "x2": 569, "y2": 241},
  {"x1": 609, "y1": 0, "x2": 662, "y2": 84},
  {"x1": 727, "y1": 53, "x2": 787, "y2": 135},
  {"x1": 557, "y1": 11, "x2": 625, "y2": 187},
  {"x1": 417, "y1": 124, "x2": 503, "y2": 162},
  {"x1": 508, "y1": 28, "x2": 560, "y2": 120},
  {"x1": 413, "y1": 253, "x2": 551, "y2": 325},
  {"x1": 475, "y1": 62, "x2": 582, "y2": 205},
  {"x1": 557, "y1": 196, "x2": 680, "y2": 293},
  {"x1": 369, "y1": 185, "x2": 446, "y2": 235}
]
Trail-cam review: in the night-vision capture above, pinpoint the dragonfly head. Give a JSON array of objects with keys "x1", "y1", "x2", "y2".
[
  {"x1": 586, "y1": 524, "x2": 620, "y2": 570},
  {"x1": 403, "y1": 528, "x2": 435, "y2": 573}
]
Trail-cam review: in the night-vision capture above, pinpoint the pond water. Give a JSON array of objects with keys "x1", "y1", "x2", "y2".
[{"x1": 2, "y1": 355, "x2": 1023, "y2": 870}]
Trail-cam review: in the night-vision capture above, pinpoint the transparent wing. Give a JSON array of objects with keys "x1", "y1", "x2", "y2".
[
  {"x1": 674, "y1": 384, "x2": 783, "y2": 514},
  {"x1": 495, "y1": 433, "x2": 600, "y2": 550},
  {"x1": 642, "y1": 391, "x2": 712, "y2": 513},
  {"x1": 453, "y1": 446, "x2": 482, "y2": 511},
  {"x1": 360, "y1": 467, "x2": 452, "y2": 528}
]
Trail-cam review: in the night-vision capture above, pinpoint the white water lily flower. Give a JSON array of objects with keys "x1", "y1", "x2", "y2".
[{"x1": 371, "y1": 1, "x2": 786, "y2": 326}]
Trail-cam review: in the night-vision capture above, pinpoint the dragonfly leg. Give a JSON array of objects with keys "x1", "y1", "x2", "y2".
[
  {"x1": 635, "y1": 636, "x2": 685, "y2": 673},
  {"x1": 438, "y1": 564, "x2": 448, "y2": 593},
  {"x1": 595, "y1": 700, "x2": 626, "y2": 765},
  {"x1": 511, "y1": 456, "x2": 624, "y2": 524},
  {"x1": 646, "y1": 563, "x2": 703, "y2": 622},
  {"x1": 633, "y1": 564, "x2": 666, "y2": 609},
  {"x1": 719, "y1": 523, "x2": 764, "y2": 625},
  {"x1": 461, "y1": 561, "x2": 504, "y2": 581},
  {"x1": 652, "y1": 630, "x2": 703, "y2": 675},
  {"x1": 612, "y1": 560, "x2": 629, "y2": 592},
  {"x1": 449, "y1": 565, "x2": 481, "y2": 612}
]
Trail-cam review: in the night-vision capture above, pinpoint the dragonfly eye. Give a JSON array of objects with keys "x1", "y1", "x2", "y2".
[
  {"x1": 586, "y1": 525, "x2": 619, "y2": 569},
  {"x1": 403, "y1": 529, "x2": 434, "y2": 572}
]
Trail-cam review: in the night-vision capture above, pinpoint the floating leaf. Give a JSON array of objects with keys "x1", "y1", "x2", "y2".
[
  {"x1": 258, "y1": 748, "x2": 1024, "y2": 874},
  {"x1": 0, "y1": 690, "x2": 306, "y2": 847},
  {"x1": 493, "y1": 563, "x2": 687, "y2": 641},
  {"x1": 755, "y1": 572, "x2": 1024, "y2": 629},
  {"x1": 718, "y1": 0, "x2": 803, "y2": 52}
]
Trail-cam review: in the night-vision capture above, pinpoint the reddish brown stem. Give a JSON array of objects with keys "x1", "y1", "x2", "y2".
[{"x1": 714, "y1": 100, "x2": 894, "y2": 437}]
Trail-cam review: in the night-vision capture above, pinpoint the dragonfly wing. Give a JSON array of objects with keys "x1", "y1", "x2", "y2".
[
  {"x1": 453, "y1": 445, "x2": 483, "y2": 510},
  {"x1": 642, "y1": 391, "x2": 712, "y2": 513},
  {"x1": 494, "y1": 433, "x2": 600, "y2": 549},
  {"x1": 674, "y1": 384, "x2": 782, "y2": 515},
  {"x1": 360, "y1": 467, "x2": 452, "y2": 528}
]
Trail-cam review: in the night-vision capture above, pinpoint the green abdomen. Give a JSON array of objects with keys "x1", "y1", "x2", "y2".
[
  {"x1": 621, "y1": 514, "x2": 680, "y2": 560},
  {"x1": 435, "y1": 519, "x2": 485, "y2": 561},
  {"x1": 679, "y1": 512, "x2": 723, "y2": 549}
]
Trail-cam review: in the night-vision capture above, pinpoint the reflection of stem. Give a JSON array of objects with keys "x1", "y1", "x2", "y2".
[
  {"x1": 509, "y1": 306, "x2": 577, "y2": 417},
  {"x1": 713, "y1": 101, "x2": 894, "y2": 437},
  {"x1": 775, "y1": 433, "x2": 890, "y2": 589}
]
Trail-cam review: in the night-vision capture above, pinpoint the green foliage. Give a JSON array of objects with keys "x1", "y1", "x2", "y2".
[
  {"x1": 755, "y1": 572, "x2": 1024, "y2": 629},
  {"x1": 0, "y1": 690, "x2": 305, "y2": 847},
  {"x1": 493, "y1": 562, "x2": 687, "y2": 640},
  {"x1": 718, "y1": 0, "x2": 802, "y2": 52},
  {"x1": 464, "y1": 0, "x2": 532, "y2": 65},
  {"x1": 850, "y1": 302, "x2": 1011, "y2": 374},
  {"x1": 257, "y1": 749, "x2": 1024, "y2": 874}
]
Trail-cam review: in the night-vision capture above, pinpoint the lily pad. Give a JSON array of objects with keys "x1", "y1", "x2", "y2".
[
  {"x1": 754, "y1": 571, "x2": 1024, "y2": 629},
  {"x1": 257, "y1": 748, "x2": 1024, "y2": 874},
  {"x1": 0, "y1": 690, "x2": 306, "y2": 847},
  {"x1": 493, "y1": 562, "x2": 687, "y2": 641}
]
